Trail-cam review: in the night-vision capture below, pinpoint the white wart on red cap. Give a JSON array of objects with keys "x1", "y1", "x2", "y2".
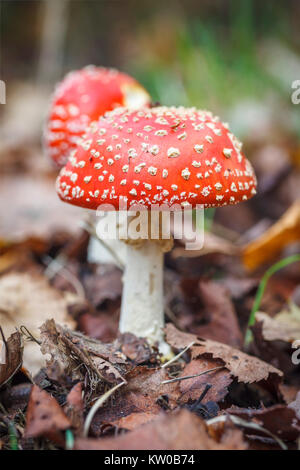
[
  {"x1": 44, "y1": 66, "x2": 150, "y2": 167},
  {"x1": 56, "y1": 106, "x2": 257, "y2": 210}
]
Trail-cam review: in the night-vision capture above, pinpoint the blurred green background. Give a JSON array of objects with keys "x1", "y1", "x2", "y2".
[{"x1": 1, "y1": 0, "x2": 300, "y2": 141}]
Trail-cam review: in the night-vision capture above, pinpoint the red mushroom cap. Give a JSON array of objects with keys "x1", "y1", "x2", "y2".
[
  {"x1": 44, "y1": 66, "x2": 150, "y2": 167},
  {"x1": 56, "y1": 106, "x2": 257, "y2": 210}
]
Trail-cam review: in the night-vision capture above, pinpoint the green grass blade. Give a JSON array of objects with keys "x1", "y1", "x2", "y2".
[{"x1": 244, "y1": 254, "x2": 300, "y2": 347}]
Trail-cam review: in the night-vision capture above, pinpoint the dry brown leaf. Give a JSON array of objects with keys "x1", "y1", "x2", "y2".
[
  {"x1": 195, "y1": 281, "x2": 243, "y2": 347},
  {"x1": 0, "y1": 174, "x2": 82, "y2": 241},
  {"x1": 89, "y1": 366, "x2": 180, "y2": 435},
  {"x1": 0, "y1": 272, "x2": 76, "y2": 375},
  {"x1": 279, "y1": 384, "x2": 299, "y2": 405},
  {"x1": 40, "y1": 320, "x2": 126, "y2": 384},
  {"x1": 242, "y1": 200, "x2": 300, "y2": 270},
  {"x1": 172, "y1": 231, "x2": 239, "y2": 259},
  {"x1": 165, "y1": 323, "x2": 283, "y2": 384},
  {"x1": 64, "y1": 382, "x2": 84, "y2": 433},
  {"x1": 0, "y1": 331, "x2": 23, "y2": 387},
  {"x1": 75, "y1": 409, "x2": 247, "y2": 450},
  {"x1": 25, "y1": 385, "x2": 71, "y2": 443},
  {"x1": 289, "y1": 391, "x2": 300, "y2": 420},
  {"x1": 164, "y1": 323, "x2": 198, "y2": 350},
  {"x1": 256, "y1": 306, "x2": 300, "y2": 343},
  {"x1": 178, "y1": 358, "x2": 232, "y2": 404},
  {"x1": 192, "y1": 340, "x2": 283, "y2": 384},
  {"x1": 228, "y1": 404, "x2": 300, "y2": 441},
  {"x1": 113, "y1": 411, "x2": 158, "y2": 431}
]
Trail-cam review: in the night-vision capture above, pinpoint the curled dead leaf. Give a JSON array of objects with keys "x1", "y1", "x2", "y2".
[
  {"x1": 0, "y1": 330, "x2": 23, "y2": 387},
  {"x1": 40, "y1": 320, "x2": 126, "y2": 385},
  {"x1": 242, "y1": 201, "x2": 300, "y2": 271}
]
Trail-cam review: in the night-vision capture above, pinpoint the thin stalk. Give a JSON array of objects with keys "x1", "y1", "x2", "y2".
[{"x1": 83, "y1": 381, "x2": 125, "y2": 437}]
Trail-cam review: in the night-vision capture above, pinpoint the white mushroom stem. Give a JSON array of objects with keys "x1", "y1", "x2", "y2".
[
  {"x1": 120, "y1": 239, "x2": 170, "y2": 355},
  {"x1": 85, "y1": 213, "x2": 127, "y2": 268},
  {"x1": 87, "y1": 235, "x2": 126, "y2": 269}
]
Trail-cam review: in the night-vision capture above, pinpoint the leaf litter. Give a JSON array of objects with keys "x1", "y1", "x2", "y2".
[{"x1": 0, "y1": 144, "x2": 300, "y2": 450}]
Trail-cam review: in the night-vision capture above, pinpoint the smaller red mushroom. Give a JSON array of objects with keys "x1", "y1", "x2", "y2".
[{"x1": 44, "y1": 66, "x2": 150, "y2": 168}]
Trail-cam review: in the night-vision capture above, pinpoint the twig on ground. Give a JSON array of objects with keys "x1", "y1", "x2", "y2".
[{"x1": 161, "y1": 366, "x2": 224, "y2": 384}]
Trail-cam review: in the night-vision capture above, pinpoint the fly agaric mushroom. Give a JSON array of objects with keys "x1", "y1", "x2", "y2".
[
  {"x1": 44, "y1": 65, "x2": 150, "y2": 168},
  {"x1": 44, "y1": 65, "x2": 150, "y2": 266},
  {"x1": 56, "y1": 106, "x2": 257, "y2": 353}
]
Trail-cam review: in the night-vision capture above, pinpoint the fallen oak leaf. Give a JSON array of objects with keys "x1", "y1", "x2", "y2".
[
  {"x1": 25, "y1": 385, "x2": 71, "y2": 444},
  {"x1": 165, "y1": 324, "x2": 283, "y2": 384},
  {"x1": 75, "y1": 409, "x2": 248, "y2": 450},
  {"x1": 0, "y1": 330, "x2": 23, "y2": 387}
]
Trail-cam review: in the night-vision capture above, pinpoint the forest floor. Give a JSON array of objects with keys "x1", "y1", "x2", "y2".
[{"x1": 0, "y1": 134, "x2": 299, "y2": 451}]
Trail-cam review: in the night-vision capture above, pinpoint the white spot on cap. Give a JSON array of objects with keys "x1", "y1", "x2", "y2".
[
  {"x1": 129, "y1": 188, "x2": 137, "y2": 196},
  {"x1": 148, "y1": 166, "x2": 157, "y2": 176},
  {"x1": 181, "y1": 168, "x2": 191, "y2": 180},
  {"x1": 155, "y1": 129, "x2": 168, "y2": 136},
  {"x1": 177, "y1": 132, "x2": 187, "y2": 140},
  {"x1": 201, "y1": 186, "x2": 211, "y2": 196},
  {"x1": 149, "y1": 145, "x2": 159, "y2": 155},
  {"x1": 194, "y1": 144, "x2": 204, "y2": 153},
  {"x1": 167, "y1": 147, "x2": 180, "y2": 158},
  {"x1": 223, "y1": 148, "x2": 233, "y2": 158}
]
